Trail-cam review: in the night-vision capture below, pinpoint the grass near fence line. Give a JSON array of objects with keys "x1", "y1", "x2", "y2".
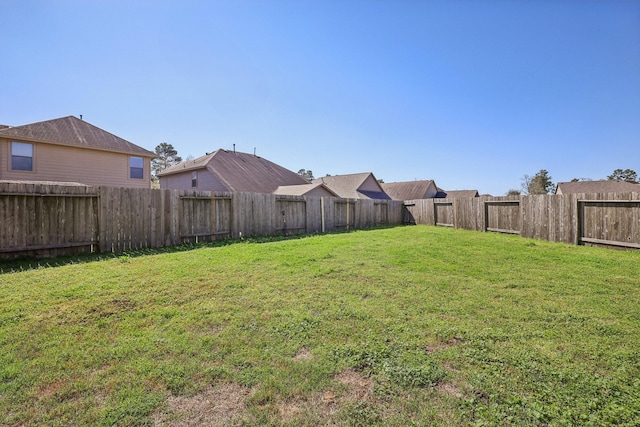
[{"x1": 1, "y1": 226, "x2": 639, "y2": 426}]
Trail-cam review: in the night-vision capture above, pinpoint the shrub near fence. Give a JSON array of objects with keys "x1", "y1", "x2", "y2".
[
  {"x1": 404, "y1": 193, "x2": 640, "y2": 250},
  {"x1": 0, "y1": 182, "x2": 404, "y2": 259}
]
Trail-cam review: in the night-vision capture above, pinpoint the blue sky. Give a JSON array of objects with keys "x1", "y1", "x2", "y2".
[{"x1": 1, "y1": 0, "x2": 638, "y2": 195}]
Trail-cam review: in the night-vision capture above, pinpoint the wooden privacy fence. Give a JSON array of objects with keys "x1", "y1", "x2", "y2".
[
  {"x1": 404, "y1": 193, "x2": 640, "y2": 250},
  {"x1": 0, "y1": 182, "x2": 404, "y2": 259}
]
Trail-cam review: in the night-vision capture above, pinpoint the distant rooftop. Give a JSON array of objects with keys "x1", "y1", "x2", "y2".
[
  {"x1": 159, "y1": 148, "x2": 309, "y2": 193},
  {"x1": 381, "y1": 180, "x2": 436, "y2": 200},
  {"x1": 555, "y1": 180, "x2": 639, "y2": 194},
  {"x1": 313, "y1": 172, "x2": 390, "y2": 199}
]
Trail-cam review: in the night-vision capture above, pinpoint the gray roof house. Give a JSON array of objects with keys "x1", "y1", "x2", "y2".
[
  {"x1": 0, "y1": 116, "x2": 155, "y2": 188},
  {"x1": 555, "y1": 180, "x2": 640, "y2": 195},
  {"x1": 312, "y1": 172, "x2": 391, "y2": 199},
  {"x1": 158, "y1": 148, "x2": 317, "y2": 194},
  {"x1": 381, "y1": 180, "x2": 439, "y2": 200},
  {"x1": 440, "y1": 189, "x2": 480, "y2": 198}
]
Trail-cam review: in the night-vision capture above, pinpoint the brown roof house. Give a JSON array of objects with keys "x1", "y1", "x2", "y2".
[
  {"x1": 158, "y1": 148, "x2": 336, "y2": 196},
  {"x1": 312, "y1": 172, "x2": 391, "y2": 199},
  {"x1": 381, "y1": 180, "x2": 439, "y2": 200},
  {"x1": 555, "y1": 180, "x2": 640, "y2": 195},
  {"x1": 0, "y1": 116, "x2": 155, "y2": 187}
]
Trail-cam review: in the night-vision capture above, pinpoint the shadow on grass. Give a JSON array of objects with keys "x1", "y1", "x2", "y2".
[{"x1": 0, "y1": 227, "x2": 398, "y2": 274}]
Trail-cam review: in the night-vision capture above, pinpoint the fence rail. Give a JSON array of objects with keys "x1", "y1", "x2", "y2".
[
  {"x1": 0, "y1": 183, "x2": 404, "y2": 259},
  {"x1": 404, "y1": 193, "x2": 640, "y2": 250}
]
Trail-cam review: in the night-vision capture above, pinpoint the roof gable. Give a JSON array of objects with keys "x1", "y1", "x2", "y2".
[
  {"x1": 0, "y1": 116, "x2": 154, "y2": 157},
  {"x1": 312, "y1": 172, "x2": 390, "y2": 199}
]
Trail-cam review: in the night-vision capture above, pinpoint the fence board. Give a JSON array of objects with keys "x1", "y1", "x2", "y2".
[
  {"x1": 305, "y1": 196, "x2": 322, "y2": 233},
  {"x1": 3, "y1": 184, "x2": 638, "y2": 259},
  {"x1": 276, "y1": 196, "x2": 307, "y2": 235},
  {"x1": 578, "y1": 193, "x2": 640, "y2": 249},
  {"x1": 374, "y1": 201, "x2": 388, "y2": 226},
  {"x1": 434, "y1": 201, "x2": 454, "y2": 227},
  {"x1": 323, "y1": 197, "x2": 335, "y2": 231},
  {"x1": 407, "y1": 193, "x2": 639, "y2": 250},
  {"x1": 334, "y1": 199, "x2": 355, "y2": 229},
  {"x1": 0, "y1": 182, "x2": 99, "y2": 258},
  {"x1": 485, "y1": 199, "x2": 520, "y2": 234}
]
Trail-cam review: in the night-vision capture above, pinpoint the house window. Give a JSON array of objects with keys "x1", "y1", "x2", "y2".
[
  {"x1": 129, "y1": 156, "x2": 144, "y2": 179},
  {"x1": 191, "y1": 171, "x2": 198, "y2": 188},
  {"x1": 11, "y1": 142, "x2": 33, "y2": 171}
]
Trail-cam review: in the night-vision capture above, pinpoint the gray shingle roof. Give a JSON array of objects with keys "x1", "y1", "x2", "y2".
[
  {"x1": 381, "y1": 180, "x2": 436, "y2": 200},
  {"x1": 158, "y1": 152, "x2": 212, "y2": 174},
  {"x1": 555, "y1": 180, "x2": 640, "y2": 194},
  {"x1": 441, "y1": 189, "x2": 479, "y2": 198},
  {"x1": 0, "y1": 116, "x2": 155, "y2": 157},
  {"x1": 312, "y1": 172, "x2": 390, "y2": 199},
  {"x1": 159, "y1": 149, "x2": 310, "y2": 193}
]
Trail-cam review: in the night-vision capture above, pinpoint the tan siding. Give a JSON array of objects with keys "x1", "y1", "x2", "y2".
[
  {"x1": 304, "y1": 186, "x2": 336, "y2": 197},
  {"x1": 0, "y1": 138, "x2": 151, "y2": 188},
  {"x1": 425, "y1": 183, "x2": 438, "y2": 198},
  {"x1": 0, "y1": 140, "x2": 7, "y2": 179},
  {"x1": 160, "y1": 171, "x2": 194, "y2": 190},
  {"x1": 359, "y1": 175, "x2": 382, "y2": 192},
  {"x1": 160, "y1": 167, "x2": 228, "y2": 191},
  {"x1": 201, "y1": 167, "x2": 228, "y2": 191}
]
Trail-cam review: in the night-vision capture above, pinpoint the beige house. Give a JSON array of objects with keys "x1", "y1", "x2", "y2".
[
  {"x1": 158, "y1": 148, "x2": 314, "y2": 194},
  {"x1": 312, "y1": 172, "x2": 390, "y2": 199},
  {"x1": 0, "y1": 116, "x2": 155, "y2": 188}
]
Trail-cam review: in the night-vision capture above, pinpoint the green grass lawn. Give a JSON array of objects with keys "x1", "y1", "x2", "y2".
[{"x1": 1, "y1": 226, "x2": 639, "y2": 426}]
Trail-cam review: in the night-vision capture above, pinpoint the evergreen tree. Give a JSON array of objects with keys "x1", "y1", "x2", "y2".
[
  {"x1": 152, "y1": 143, "x2": 182, "y2": 182},
  {"x1": 607, "y1": 168, "x2": 637, "y2": 182},
  {"x1": 297, "y1": 169, "x2": 314, "y2": 181}
]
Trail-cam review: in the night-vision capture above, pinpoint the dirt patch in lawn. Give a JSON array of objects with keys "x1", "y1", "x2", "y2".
[
  {"x1": 335, "y1": 369, "x2": 373, "y2": 401},
  {"x1": 293, "y1": 347, "x2": 313, "y2": 361},
  {"x1": 152, "y1": 382, "x2": 253, "y2": 426},
  {"x1": 277, "y1": 369, "x2": 375, "y2": 424},
  {"x1": 437, "y1": 381, "x2": 462, "y2": 397},
  {"x1": 425, "y1": 337, "x2": 463, "y2": 353}
]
